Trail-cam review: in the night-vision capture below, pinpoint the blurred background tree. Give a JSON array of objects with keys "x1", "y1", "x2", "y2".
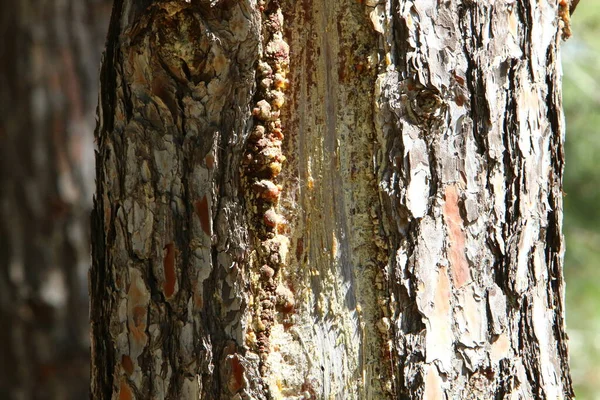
[
  {"x1": 0, "y1": 1, "x2": 110, "y2": 398},
  {"x1": 563, "y1": 2, "x2": 600, "y2": 399}
]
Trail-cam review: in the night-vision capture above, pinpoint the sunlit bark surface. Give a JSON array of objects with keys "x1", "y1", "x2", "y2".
[{"x1": 91, "y1": 1, "x2": 572, "y2": 398}]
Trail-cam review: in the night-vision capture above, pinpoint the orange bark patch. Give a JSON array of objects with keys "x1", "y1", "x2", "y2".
[
  {"x1": 455, "y1": 93, "x2": 466, "y2": 107},
  {"x1": 205, "y1": 153, "x2": 215, "y2": 169},
  {"x1": 132, "y1": 306, "x2": 145, "y2": 327},
  {"x1": 193, "y1": 286, "x2": 204, "y2": 310},
  {"x1": 221, "y1": 342, "x2": 245, "y2": 393},
  {"x1": 194, "y1": 196, "x2": 211, "y2": 235},
  {"x1": 151, "y1": 72, "x2": 178, "y2": 122},
  {"x1": 119, "y1": 380, "x2": 134, "y2": 400},
  {"x1": 228, "y1": 354, "x2": 245, "y2": 393},
  {"x1": 121, "y1": 355, "x2": 134, "y2": 376},
  {"x1": 129, "y1": 306, "x2": 147, "y2": 345},
  {"x1": 194, "y1": 294, "x2": 204, "y2": 309},
  {"x1": 163, "y1": 243, "x2": 176, "y2": 298},
  {"x1": 443, "y1": 186, "x2": 469, "y2": 287}
]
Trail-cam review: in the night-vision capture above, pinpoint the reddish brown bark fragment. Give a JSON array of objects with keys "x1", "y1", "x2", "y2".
[
  {"x1": 229, "y1": 354, "x2": 245, "y2": 393},
  {"x1": 194, "y1": 196, "x2": 211, "y2": 235},
  {"x1": 443, "y1": 186, "x2": 469, "y2": 287},
  {"x1": 118, "y1": 380, "x2": 134, "y2": 400},
  {"x1": 205, "y1": 153, "x2": 215, "y2": 169},
  {"x1": 129, "y1": 306, "x2": 147, "y2": 345},
  {"x1": 121, "y1": 355, "x2": 134, "y2": 376},
  {"x1": 163, "y1": 243, "x2": 176, "y2": 298}
]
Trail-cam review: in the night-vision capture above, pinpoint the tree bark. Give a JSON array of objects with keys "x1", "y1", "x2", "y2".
[
  {"x1": 91, "y1": 0, "x2": 573, "y2": 399},
  {"x1": 0, "y1": 1, "x2": 110, "y2": 399}
]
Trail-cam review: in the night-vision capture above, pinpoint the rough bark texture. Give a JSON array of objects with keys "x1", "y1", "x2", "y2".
[
  {"x1": 0, "y1": 1, "x2": 110, "y2": 399},
  {"x1": 91, "y1": 1, "x2": 262, "y2": 398},
  {"x1": 91, "y1": 0, "x2": 573, "y2": 399}
]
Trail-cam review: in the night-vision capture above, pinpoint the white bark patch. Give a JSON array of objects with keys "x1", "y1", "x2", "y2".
[
  {"x1": 515, "y1": 220, "x2": 534, "y2": 294},
  {"x1": 424, "y1": 265, "x2": 453, "y2": 372},
  {"x1": 456, "y1": 286, "x2": 486, "y2": 348},
  {"x1": 487, "y1": 285, "x2": 508, "y2": 336},
  {"x1": 407, "y1": 169, "x2": 429, "y2": 219},
  {"x1": 532, "y1": 286, "x2": 563, "y2": 399},
  {"x1": 456, "y1": 286, "x2": 487, "y2": 372},
  {"x1": 407, "y1": 139, "x2": 430, "y2": 218},
  {"x1": 369, "y1": 5, "x2": 386, "y2": 34},
  {"x1": 265, "y1": 324, "x2": 306, "y2": 398},
  {"x1": 510, "y1": 360, "x2": 534, "y2": 398},
  {"x1": 490, "y1": 333, "x2": 510, "y2": 365},
  {"x1": 423, "y1": 363, "x2": 445, "y2": 400},
  {"x1": 532, "y1": 245, "x2": 547, "y2": 285},
  {"x1": 414, "y1": 218, "x2": 452, "y2": 371},
  {"x1": 530, "y1": 1, "x2": 558, "y2": 82}
]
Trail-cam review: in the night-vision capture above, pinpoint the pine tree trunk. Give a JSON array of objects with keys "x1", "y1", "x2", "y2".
[
  {"x1": 91, "y1": 1, "x2": 573, "y2": 398},
  {"x1": 0, "y1": 1, "x2": 110, "y2": 399}
]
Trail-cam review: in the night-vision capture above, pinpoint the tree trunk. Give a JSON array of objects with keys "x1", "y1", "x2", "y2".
[
  {"x1": 0, "y1": 1, "x2": 110, "y2": 399},
  {"x1": 91, "y1": 1, "x2": 573, "y2": 398}
]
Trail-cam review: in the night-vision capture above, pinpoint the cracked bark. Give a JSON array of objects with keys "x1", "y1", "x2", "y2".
[{"x1": 91, "y1": 0, "x2": 573, "y2": 398}]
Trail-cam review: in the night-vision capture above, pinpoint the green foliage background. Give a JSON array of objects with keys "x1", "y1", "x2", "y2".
[{"x1": 563, "y1": 3, "x2": 600, "y2": 398}]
